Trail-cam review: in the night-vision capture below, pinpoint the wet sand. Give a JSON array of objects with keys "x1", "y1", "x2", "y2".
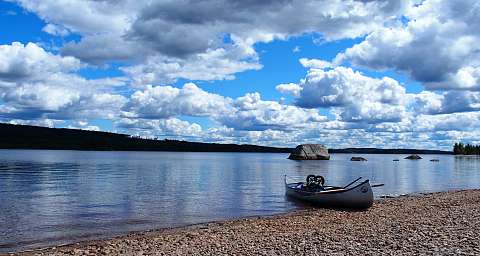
[{"x1": 7, "y1": 190, "x2": 480, "y2": 256}]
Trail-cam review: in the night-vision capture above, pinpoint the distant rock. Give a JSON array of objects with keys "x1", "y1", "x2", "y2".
[
  {"x1": 405, "y1": 154, "x2": 422, "y2": 160},
  {"x1": 288, "y1": 144, "x2": 330, "y2": 160},
  {"x1": 430, "y1": 159, "x2": 440, "y2": 162},
  {"x1": 350, "y1": 156, "x2": 367, "y2": 161},
  {"x1": 393, "y1": 159, "x2": 400, "y2": 161}
]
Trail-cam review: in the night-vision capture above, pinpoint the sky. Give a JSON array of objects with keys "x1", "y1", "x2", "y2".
[{"x1": 0, "y1": 0, "x2": 479, "y2": 150}]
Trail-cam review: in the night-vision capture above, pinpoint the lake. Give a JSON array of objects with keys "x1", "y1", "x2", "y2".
[{"x1": 0, "y1": 150, "x2": 479, "y2": 252}]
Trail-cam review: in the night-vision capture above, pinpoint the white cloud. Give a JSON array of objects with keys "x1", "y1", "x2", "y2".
[
  {"x1": 0, "y1": 42, "x2": 128, "y2": 121},
  {"x1": 367, "y1": 110, "x2": 480, "y2": 136},
  {"x1": 123, "y1": 83, "x2": 232, "y2": 119},
  {"x1": 124, "y1": 83, "x2": 326, "y2": 132},
  {"x1": 219, "y1": 92, "x2": 327, "y2": 131},
  {"x1": 275, "y1": 83, "x2": 302, "y2": 97},
  {"x1": 2, "y1": 82, "x2": 80, "y2": 112},
  {"x1": 15, "y1": 0, "x2": 134, "y2": 34},
  {"x1": 283, "y1": 65, "x2": 407, "y2": 123},
  {"x1": 13, "y1": 0, "x2": 409, "y2": 82},
  {"x1": 299, "y1": 58, "x2": 332, "y2": 69},
  {"x1": 0, "y1": 42, "x2": 81, "y2": 81},
  {"x1": 0, "y1": 79, "x2": 128, "y2": 120},
  {"x1": 42, "y1": 23, "x2": 70, "y2": 36},
  {"x1": 116, "y1": 118, "x2": 203, "y2": 138},
  {"x1": 126, "y1": 0, "x2": 408, "y2": 57},
  {"x1": 411, "y1": 91, "x2": 480, "y2": 114},
  {"x1": 409, "y1": 91, "x2": 444, "y2": 115},
  {"x1": 121, "y1": 47, "x2": 262, "y2": 85},
  {"x1": 336, "y1": 0, "x2": 480, "y2": 90},
  {"x1": 413, "y1": 112, "x2": 480, "y2": 132},
  {"x1": 61, "y1": 34, "x2": 142, "y2": 64}
]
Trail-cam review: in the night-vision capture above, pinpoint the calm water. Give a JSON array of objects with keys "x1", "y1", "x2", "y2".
[{"x1": 1, "y1": 150, "x2": 479, "y2": 252}]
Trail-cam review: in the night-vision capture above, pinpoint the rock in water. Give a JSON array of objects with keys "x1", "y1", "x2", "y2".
[
  {"x1": 405, "y1": 154, "x2": 422, "y2": 160},
  {"x1": 350, "y1": 156, "x2": 368, "y2": 161},
  {"x1": 288, "y1": 144, "x2": 330, "y2": 160}
]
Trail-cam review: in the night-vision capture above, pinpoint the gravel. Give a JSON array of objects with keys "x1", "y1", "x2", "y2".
[{"x1": 7, "y1": 190, "x2": 480, "y2": 256}]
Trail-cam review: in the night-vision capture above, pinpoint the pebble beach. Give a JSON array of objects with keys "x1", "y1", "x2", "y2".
[{"x1": 7, "y1": 190, "x2": 480, "y2": 256}]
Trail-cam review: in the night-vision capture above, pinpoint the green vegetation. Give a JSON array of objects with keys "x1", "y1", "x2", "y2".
[{"x1": 453, "y1": 143, "x2": 480, "y2": 155}]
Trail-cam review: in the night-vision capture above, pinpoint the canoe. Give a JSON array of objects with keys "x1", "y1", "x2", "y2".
[{"x1": 285, "y1": 176, "x2": 374, "y2": 209}]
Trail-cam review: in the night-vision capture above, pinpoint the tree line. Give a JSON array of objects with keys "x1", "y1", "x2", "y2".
[
  {"x1": 0, "y1": 123, "x2": 292, "y2": 153},
  {"x1": 453, "y1": 143, "x2": 480, "y2": 155}
]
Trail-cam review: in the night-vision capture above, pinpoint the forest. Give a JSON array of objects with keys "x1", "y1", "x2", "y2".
[
  {"x1": 0, "y1": 123, "x2": 292, "y2": 153},
  {"x1": 453, "y1": 143, "x2": 480, "y2": 155}
]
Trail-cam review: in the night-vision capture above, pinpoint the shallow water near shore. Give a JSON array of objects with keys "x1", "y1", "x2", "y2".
[{"x1": 1, "y1": 150, "x2": 479, "y2": 252}]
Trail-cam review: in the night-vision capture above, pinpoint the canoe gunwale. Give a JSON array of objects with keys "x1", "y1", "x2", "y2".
[{"x1": 285, "y1": 179, "x2": 371, "y2": 195}]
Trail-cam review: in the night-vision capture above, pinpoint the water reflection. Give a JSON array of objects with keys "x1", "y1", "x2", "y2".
[{"x1": 0, "y1": 150, "x2": 479, "y2": 252}]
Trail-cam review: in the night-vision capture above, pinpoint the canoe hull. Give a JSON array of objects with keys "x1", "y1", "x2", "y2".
[{"x1": 285, "y1": 180, "x2": 373, "y2": 209}]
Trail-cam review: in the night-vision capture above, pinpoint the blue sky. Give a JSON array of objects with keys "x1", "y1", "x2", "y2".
[{"x1": 1, "y1": 0, "x2": 479, "y2": 150}]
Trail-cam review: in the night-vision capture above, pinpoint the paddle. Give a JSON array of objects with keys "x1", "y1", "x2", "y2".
[
  {"x1": 343, "y1": 177, "x2": 362, "y2": 189},
  {"x1": 371, "y1": 183, "x2": 385, "y2": 188}
]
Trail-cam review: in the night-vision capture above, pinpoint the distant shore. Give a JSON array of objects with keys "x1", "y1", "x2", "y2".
[
  {"x1": 10, "y1": 189, "x2": 480, "y2": 255},
  {"x1": 0, "y1": 123, "x2": 452, "y2": 154}
]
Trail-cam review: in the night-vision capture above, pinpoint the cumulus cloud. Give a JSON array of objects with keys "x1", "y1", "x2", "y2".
[
  {"x1": 42, "y1": 23, "x2": 70, "y2": 36},
  {"x1": 409, "y1": 91, "x2": 444, "y2": 115},
  {"x1": 116, "y1": 118, "x2": 203, "y2": 138},
  {"x1": 61, "y1": 34, "x2": 142, "y2": 64},
  {"x1": 281, "y1": 64, "x2": 407, "y2": 123},
  {"x1": 336, "y1": 0, "x2": 480, "y2": 90},
  {"x1": 0, "y1": 42, "x2": 127, "y2": 121},
  {"x1": 273, "y1": 56, "x2": 480, "y2": 148},
  {"x1": 414, "y1": 112, "x2": 480, "y2": 132},
  {"x1": 121, "y1": 48, "x2": 262, "y2": 85},
  {"x1": 15, "y1": 0, "x2": 134, "y2": 34},
  {"x1": 126, "y1": 0, "x2": 406, "y2": 57},
  {"x1": 200, "y1": 126, "x2": 331, "y2": 148},
  {"x1": 411, "y1": 91, "x2": 480, "y2": 114},
  {"x1": 364, "y1": 110, "x2": 480, "y2": 137},
  {"x1": 219, "y1": 92, "x2": 327, "y2": 131},
  {"x1": 0, "y1": 42, "x2": 81, "y2": 81},
  {"x1": 315, "y1": 111, "x2": 480, "y2": 150},
  {"x1": 299, "y1": 58, "x2": 332, "y2": 69},
  {"x1": 123, "y1": 83, "x2": 326, "y2": 132},
  {"x1": 0, "y1": 78, "x2": 128, "y2": 120},
  {"x1": 275, "y1": 83, "x2": 302, "y2": 97},
  {"x1": 123, "y1": 83, "x2": 232, "y2": 119},
  {"x1": 13, "y1": 0, "x2": 409, "y2": 82},
  {"x1": 371, "y1": 111, "x2": 480, "y2": 134}
]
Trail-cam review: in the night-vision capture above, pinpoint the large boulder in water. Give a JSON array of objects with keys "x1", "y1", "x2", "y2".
[
  {"x1": 405, "y1": 154, "x2": 422, "y2": 160},
  {"x1": 288, "y1": 144, "x2": 330, "y2": 160}
]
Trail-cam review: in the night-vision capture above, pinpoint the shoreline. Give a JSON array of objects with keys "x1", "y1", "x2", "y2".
[
  {"x1": 6, "y1": 189, "x2": 480, "y2": 255},
  {"x1": 0, "y1": 148, "x2": 455, "y2": 155}
]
